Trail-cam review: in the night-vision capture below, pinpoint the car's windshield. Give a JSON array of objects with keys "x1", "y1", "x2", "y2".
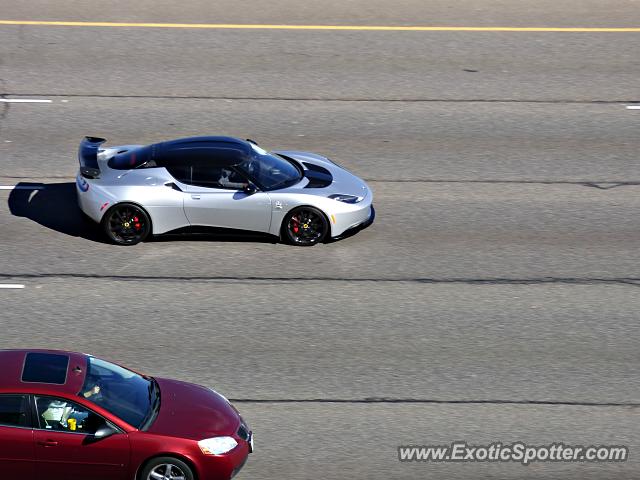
[
  {"x1": 236, "y1": 144, "x2": 302, "y2": 191},
  {"x1": 79, "y1": 357, "x2": 158, "y2": 429}
]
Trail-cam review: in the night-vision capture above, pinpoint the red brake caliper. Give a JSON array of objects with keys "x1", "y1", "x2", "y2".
[
  {"x1": 292, "y1": 216, "x2": 299, "y2": 233},
  {"x1": 134, "y1": 216, "x2": 141, "y2": 230}
]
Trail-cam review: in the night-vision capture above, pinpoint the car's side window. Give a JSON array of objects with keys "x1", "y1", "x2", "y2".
[
  {"x1": 0, "y1": 395, "x2": 29, "y2": 428},
  {"x1": 166, "y1": 162, "x2": 248, "y2": 190},
  {"x1": 166, "y1": 164, "x2": 191, "y2": 184},
  {"x1": 35, "y1": 396, "x2": 108, "y2": 435},
  {"x1": 191, "y1": 165, "x2": 247, "y2": 190}
]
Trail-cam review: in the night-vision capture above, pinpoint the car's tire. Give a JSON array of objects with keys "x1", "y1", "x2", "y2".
[
  {"x1": 101, "y1": 203, "x2": 151, "y2": 246},
  {"x1": 140, "y1": 456, "x2": 195, "y2": 480},
  {"x1": 282, "y1": 206, "x2": 329, "y2": 246}
]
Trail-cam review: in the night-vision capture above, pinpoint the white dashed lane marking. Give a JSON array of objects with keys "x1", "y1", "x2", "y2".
[
  {"x1": 0, "y1": 185, "x2": 46, "y2": 190},
  {"x1": 0, "y1": 99, "x2": 52, "y2": 103},
  {"x1": 0, "y1": 284, "x2": 25, "y2": 289}
]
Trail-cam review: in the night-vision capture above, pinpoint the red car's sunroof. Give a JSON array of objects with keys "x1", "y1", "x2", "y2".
[{"x1": 21, "y1": 352, "x2": 69, "y2": 384}]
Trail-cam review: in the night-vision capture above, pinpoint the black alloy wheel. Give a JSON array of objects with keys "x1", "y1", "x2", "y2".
[
  {"x1": 102, "y1": 203, "x2": 151, "y2": 245},
  {"x1": 283, "y1": 206, "x2": 329, "y2": 246}
]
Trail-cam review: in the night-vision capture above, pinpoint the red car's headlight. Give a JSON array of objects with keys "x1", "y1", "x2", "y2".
[{"x1": 198, "y1": 437, "x2": 238, "y2": 455}]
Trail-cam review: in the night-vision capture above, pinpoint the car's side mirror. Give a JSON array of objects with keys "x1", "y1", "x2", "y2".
[
  {"x1": 94, "y1": 424, "x2": 117, "y2": 439},
  {"x1": 243, "y1": 183, "x2": 257, "y2": 195}
]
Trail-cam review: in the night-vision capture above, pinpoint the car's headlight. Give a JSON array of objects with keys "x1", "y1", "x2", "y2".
[
  {"x1": 198, "y1": 436, "x2": 238, "y2": 455},
  {"x1": 329, "y1": 194, "x2": 362, "y2": 204}
]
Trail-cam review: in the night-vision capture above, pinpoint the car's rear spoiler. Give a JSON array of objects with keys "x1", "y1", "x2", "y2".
[{"x1": 78, "y1": 136, "x2": 106, "y2": 178}]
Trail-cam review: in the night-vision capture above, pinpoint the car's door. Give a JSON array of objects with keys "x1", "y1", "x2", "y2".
[
  {"x1": 0, "y1": 394, "x2": 35, "y2": 479},
  {"x1": 182, "y1": 163, "x2": 272, "y2": 232},
  {"x1": 33, "y1": 395, "x2": 130, "y2": 480}
]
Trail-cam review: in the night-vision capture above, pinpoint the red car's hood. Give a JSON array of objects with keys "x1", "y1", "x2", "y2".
[{"x1": 146, "y1": 377, "x2": 240, "y2": 440}]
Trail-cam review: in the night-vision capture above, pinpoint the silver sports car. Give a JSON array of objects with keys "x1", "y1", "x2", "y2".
[{"x1": 76, "y1": 136, "x2": 374, "y2": 246}]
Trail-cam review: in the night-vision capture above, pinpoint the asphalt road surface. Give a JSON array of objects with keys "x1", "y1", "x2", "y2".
[{"x1": 1, "y1": 2, "x2": 639, "y2": 479}]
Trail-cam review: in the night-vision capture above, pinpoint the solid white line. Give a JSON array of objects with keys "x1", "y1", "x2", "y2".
[
  {"x1": 0, "y1": 99, "x2": 52, "y2": 103},
  {"x1": 0, "y1": 284, "x2": 25, "y2": 289},
  {"x1": 0, "y1": 185, "x2": 45, "y2": 190},
  {"x1": 626, "y1": 105, "x2": 640, "y2": 110}
]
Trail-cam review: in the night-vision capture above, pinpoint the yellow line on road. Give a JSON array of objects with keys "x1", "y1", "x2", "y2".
[{"x1": 0, "y1": 20, "x2": 638, "y2": 32}]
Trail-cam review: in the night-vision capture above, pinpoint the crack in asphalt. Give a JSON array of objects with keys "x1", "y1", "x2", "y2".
[
  {"x1": 228, "y1": 398, "x2": 640, "y2": 407},
  {"x1": 365, "y1": 179, "x2": 640, "y2": 189},
  {"x1": 0, "y1": 78, "x2": 9, "y2": 139},
  {"x1": 0, "y1": 273, "x2": 638, "y2": 286},
  {"x1": 3, "y1": 93, "x2": 639, "y2": 104}
]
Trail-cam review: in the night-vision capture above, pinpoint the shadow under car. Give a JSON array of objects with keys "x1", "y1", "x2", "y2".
[{"x1": 7, "y1": 182, "x2": 278, "y2": 245}]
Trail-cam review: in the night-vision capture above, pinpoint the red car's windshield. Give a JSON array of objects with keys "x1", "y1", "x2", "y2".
[{"x1": 79, "y1": 357, "x2": 159, "y2": 429}]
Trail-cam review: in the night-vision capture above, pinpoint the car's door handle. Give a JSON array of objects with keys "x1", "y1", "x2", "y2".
[
  {"x1": 191, "y1": 195, "x2": 201, "y2": 200},
  {"x1": 37, "y1": 440, "x2": 59, "y2": 447}
]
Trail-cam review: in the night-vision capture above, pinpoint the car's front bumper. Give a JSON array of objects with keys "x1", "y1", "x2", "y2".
[
  {"x1": 196, "y1": 440, "x2": 250, "y2": 480},
  {"x1": 331, "y1": 204, "x2": 375, "y2": 239}
]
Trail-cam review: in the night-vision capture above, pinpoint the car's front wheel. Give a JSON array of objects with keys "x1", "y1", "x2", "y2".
[
  {"x1": 282, "y1": 206, "x2": 329, "y2": 246},
  {"x1": 102, "y1": 203, "x2": 151, "y2": 245},
  {"x1": 140, "y1": 457, "x2": 194, "y2": 480}
]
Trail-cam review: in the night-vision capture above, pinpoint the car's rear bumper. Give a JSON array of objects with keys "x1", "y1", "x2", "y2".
[{"x1": 76, "y1": 172, "x2": 100, "y2": 222}]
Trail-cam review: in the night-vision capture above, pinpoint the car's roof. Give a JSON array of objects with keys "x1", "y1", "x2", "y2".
[
  {"x1": 155, "y1": 136, "x2": 254, "y2": 167},
  {"x1": 158, "y1": 136, "x2": 251, "y2": 150},
  {"x1": 0, "y1": 349, "x2": 88, "y2": 396},
  {"x1": 108, "y1": 136, "x2": 257, "y2": 170}
]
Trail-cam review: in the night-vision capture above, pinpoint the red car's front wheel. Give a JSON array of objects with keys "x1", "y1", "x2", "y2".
[{"x1": 141, "y1": 457, "x2": 194, "y2": 480}]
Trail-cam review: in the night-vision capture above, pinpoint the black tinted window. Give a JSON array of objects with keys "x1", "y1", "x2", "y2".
[
  {"x1": 174, "y1": 165, "x2": 247, "y2": 190},
  {"x1": 160, "y1": 144, "x2": 248, "y2": 167},
  {"x1": 0, "y1": 395, "x2": 28, "y2": 427},
  {"x1": 166, "y1": 165, "x2": 191, "y2": 183},
  {"x1": 22, "y1": 353, "x2": 69, "y2": 384},
  {"x1": 191, "y1": 165, "x2": 226, "y2": 188}
]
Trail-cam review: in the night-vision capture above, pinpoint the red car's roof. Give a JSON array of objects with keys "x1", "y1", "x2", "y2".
[{"x1": 0, "y1": 349, "x2": 88, "y2": 396}]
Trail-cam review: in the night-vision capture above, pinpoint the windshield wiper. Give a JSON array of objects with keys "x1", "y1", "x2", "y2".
[{"x1": 140, "y1": 378, "x2": 161, "y2": 430}]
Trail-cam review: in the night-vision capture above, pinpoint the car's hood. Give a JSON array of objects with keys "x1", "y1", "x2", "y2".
[
  {"x1": 146, "y1": 377, "x2": 240, "y2": 440},
  {"x1": 274, "y1": 150, "x2": 369, "y2": 198}
]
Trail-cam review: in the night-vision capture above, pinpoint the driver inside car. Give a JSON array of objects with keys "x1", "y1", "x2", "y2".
[
  {"x1": 218, "y1": 167, "x2": 248, "y2": 190},
  {"x1": 83, "y1": 383, "x2": 101, "y2": 398}
]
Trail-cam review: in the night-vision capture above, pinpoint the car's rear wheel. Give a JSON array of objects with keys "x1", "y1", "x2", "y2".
[
  {"x1": 282, "y1": 206, "x2": 329, "y2": 246},
  {"x1": 102, "y1": 203, "x2": 151, "y2": 245},
  {"x1": 141, "y1": 457, "x2": 194, "y2": 480}
]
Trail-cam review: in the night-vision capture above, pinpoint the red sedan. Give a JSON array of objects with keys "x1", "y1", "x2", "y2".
[{"x1": 0, "y1": 349, "x2": 252, "y2": 480}]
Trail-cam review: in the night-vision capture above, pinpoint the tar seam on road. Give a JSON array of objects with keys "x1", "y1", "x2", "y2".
[
  {"x1": 364, "y1": 180, "x2": 640, "y2": 190},
  {"x1": 0, "y1": 85, "x2": 8, "y2": 142},
  {"x1": 1, "y1": 21, "x2": 640, "y2": 32},
  {"x1": 4, "y1": 93, "x2": 640, "y2": 104},
  {"x1": 0, "y1": 273, "x2": 639, "y2": 287},
  {"x1": 227, "y1": 398, "x2": 640, "y2": 407}
]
